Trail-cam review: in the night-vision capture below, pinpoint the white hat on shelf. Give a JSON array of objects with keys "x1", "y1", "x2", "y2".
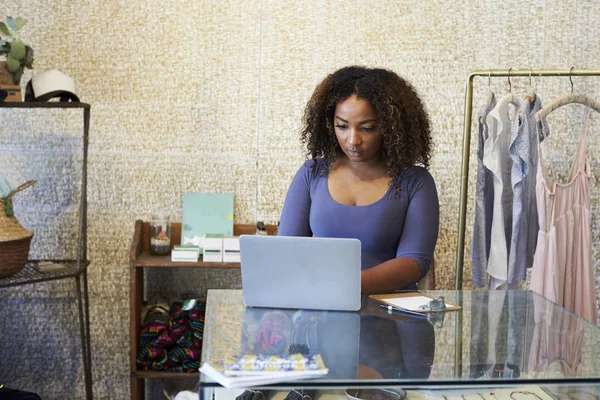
[{"x1": 25, "y1": 69, "x2": 79, "y2": 102}]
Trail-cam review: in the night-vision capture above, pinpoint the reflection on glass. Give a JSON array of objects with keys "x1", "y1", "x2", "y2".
[
  {"x1": 470, "y1": 290, "x2": 525, "y2": 378},
  {"x1": 200, "y1": 290, "x2": 600, "y2": 387},
  {"x1": 528, "y1": 294, "x2": 584, "y2": 377},
  {"x1": 241, "y1": 308, "x2": 361, "y2": 379},
  {"x1": 359, "y1": 313, "x2": 435, "y2": 379}
]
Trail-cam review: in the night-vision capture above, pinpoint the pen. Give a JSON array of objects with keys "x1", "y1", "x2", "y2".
[{"x1": 379, "y1": 304, "x2": 427, "y2": 318}]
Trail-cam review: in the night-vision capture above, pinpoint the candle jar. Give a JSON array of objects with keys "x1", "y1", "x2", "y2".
[{"x1": 149, "y1": 215, "x2": 171, "y2": 256}]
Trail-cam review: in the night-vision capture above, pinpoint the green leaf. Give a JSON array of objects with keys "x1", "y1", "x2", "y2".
[
  {"x1": 6, "y1": 17, "x2": 16, "y2": 31},
  {"x1": 9, "y1": 39, "x2": 25, "y2": 60},
  {"x1": 0, "y1": 22, "x2": 12, "y2": 38},
  {"x1": 5, "y1": 201, "x2": 14, "y2": 217},
  {"x1": 6, "y1": 53, "x2": 20, "y2": 72},
  {"x1": 14, "y1": 17, "x2": 27, "y2": 31}
]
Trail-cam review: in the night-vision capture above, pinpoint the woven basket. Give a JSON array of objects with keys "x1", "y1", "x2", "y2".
[{"x1": 0, "y1": 180, "x2": 36, "y2": 279}]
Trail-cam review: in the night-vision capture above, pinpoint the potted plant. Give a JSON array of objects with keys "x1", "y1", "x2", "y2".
[{"x1": 0, "y1": 16, "x2": 34, "y2": 85}]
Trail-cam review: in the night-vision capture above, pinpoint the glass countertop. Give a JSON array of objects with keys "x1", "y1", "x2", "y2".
[{"x1": 199, "y1": 290, "x2": 600, "y2": 389}]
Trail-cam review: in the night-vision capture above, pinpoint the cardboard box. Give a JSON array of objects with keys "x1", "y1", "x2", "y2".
[
  {"x1": 203, "y1": 235, "x2": 223, "y2": 262},
  {"x1": 0, "y1": 84, "x2": 22, "y2": 102},
  {"x1": 171, "y1": 245, "x2": 200, "y2": 262},
  {"x1": 223, "y1": 237, "x2": 240, "y2": 263},
  {"x1": 0, "y1": 62, "x2": 16, "y2": 85}
]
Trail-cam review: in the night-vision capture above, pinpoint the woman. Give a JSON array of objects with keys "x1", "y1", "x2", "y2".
[{"x1": 278, "y1": 66, "x2": 439, "y2": 293}]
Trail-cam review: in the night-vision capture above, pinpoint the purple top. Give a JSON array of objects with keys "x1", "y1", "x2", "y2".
[{"x1": 279, "y1": 158, "x2": 439, "y2": 290}]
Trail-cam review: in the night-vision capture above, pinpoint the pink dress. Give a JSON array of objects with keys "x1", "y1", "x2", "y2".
[{"x1": 530, "y1": 113, "x2": 597, "y2": 324}]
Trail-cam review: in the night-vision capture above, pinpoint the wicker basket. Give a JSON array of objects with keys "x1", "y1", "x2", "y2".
[{"x1": 0, "y1": 180, "x2": 36, "y2": 279}]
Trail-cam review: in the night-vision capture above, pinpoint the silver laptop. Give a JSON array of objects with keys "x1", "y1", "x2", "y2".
[{"x1": 239, "y1": 235, "x2": 362, "y2": 311}]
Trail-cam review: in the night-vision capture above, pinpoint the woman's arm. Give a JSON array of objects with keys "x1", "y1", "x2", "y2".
[
  {"x1": 278, "y1": 162, "x2": 313, "y2": 237},
  {"x1": 361, "y1": 170, "x2": 440, "y2": 294},
  {"x1": 361, "y1": 258, "x2": 422, "y2": 294}
]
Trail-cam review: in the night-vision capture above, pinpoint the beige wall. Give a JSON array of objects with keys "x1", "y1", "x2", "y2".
[{"x1": 1, "y1": 1, "x2": 600, "y2": 398}]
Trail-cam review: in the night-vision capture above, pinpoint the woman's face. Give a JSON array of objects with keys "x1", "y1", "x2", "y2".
[{"x1": 333, "y1": 94, "x2": 383, "y2": 163}]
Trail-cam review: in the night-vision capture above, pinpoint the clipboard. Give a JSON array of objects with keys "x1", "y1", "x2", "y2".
[{"x1": 370, "y1": 292, "x2": 461, "y2": 313}]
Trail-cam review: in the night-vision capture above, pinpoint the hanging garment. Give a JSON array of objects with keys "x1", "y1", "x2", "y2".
[
  {"x1": 530, "y1": 112, "x2": 597, "y2": 324},
  {"x1": 483, "y1": 94, "x2": 518, "y2": 288},
  {"x1": 471, "y1": 93, "x2": 497, "y2": 288},
  {"x1": 507, "y1": 94, "x2": 546, "y2": 283}
]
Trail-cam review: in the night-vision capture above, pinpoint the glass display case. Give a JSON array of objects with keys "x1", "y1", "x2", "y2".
[{"x1": 199, "y1": 290, "x2": 600, "y2": 400}]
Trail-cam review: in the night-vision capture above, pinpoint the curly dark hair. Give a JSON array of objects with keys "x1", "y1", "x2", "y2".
[{"x1": 300, "y1": 66, "x2": 432, "y2": 179}]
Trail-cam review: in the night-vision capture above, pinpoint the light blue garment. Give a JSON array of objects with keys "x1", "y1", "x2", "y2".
[
  {"x1": 471, "y1": 93, "x2": 496, "y2": 288},
  {"x1": 507, "y1": 94, "x2": 547, "y2": 283}
]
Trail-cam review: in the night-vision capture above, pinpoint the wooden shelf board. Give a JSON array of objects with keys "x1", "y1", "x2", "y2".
[
  {"x1": 132, "y1": 370, "x2": 198, "y2": 379},
  {"x1": 134, "y1": 250, "x2": 240, "y2": 268}
]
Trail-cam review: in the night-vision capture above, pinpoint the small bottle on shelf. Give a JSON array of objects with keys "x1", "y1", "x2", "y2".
[{"x1": 150, "y1": 214, "x2": 171, "y2": 255}]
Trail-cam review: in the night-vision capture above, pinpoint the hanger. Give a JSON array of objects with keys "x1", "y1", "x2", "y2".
[
  {"x1": 485, "y1": 70, "x2": 494, "y2": 105},
  {"x1": 570, "y1": 66, "x2": 574, "y2": 93},
  {"x1": 525, "y1": 69, "x2": 536, "y2": 103},
  {"x1": 503, "y1": 68, "x2": 520, "y2": 108},
  {"x1": 536, "y1": 67, "x2": 600, "y2": 121}
]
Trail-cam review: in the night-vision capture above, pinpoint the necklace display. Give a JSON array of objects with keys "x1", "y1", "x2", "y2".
[
  {"x1": 232, "y1": 388, "x2": 599, "y2": 400},
  {"x1": 451, "y1": 390, "x2": 546, "y2": 400},
  {"x1": 346, "y1": 388, "x2": 407, "y2": 400},
  {"x1": 509, "y1": 391, "x2": 544, "y2": 400}
]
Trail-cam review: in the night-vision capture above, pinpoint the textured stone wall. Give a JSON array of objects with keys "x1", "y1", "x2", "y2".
[{"x1": 1, "y1": 1, "x2": 600, "y2": 398}]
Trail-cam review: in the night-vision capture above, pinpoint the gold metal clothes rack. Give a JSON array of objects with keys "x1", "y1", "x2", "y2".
[{"x1": 454, "y1": 68, "x2": 600, "y2": 290}]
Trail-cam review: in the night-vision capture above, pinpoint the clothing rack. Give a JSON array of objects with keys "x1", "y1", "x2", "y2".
[{"x1": 454, "y1": 68, "x2": 600, "y2": 290}]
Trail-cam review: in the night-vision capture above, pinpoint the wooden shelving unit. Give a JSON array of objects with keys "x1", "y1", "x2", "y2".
[{"x1": 129, "y1": 219, "x2": 276, "y2": 400}]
